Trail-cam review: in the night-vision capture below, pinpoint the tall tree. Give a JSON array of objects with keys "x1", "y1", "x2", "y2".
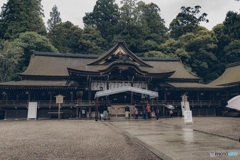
[
  {"x1": 184, "y1": 29, "x2": 218, "y2": 82},
  {"x1": 116, "y1": 0, "x2": 148, "y2": 53},
  {"x1": 212, "y1": 24, "x2": 230, "y2": 74},
  {"x1": 47, "y1": 5, "x2": 62, "y2": 31},
  {"x1": 48, "y1": 21, "x2": 83, "y2": 53},
  {"x1": 223, "y1": 11, "x2": 240, "y2": 40},
  {"x1": 223, "y1": 40, "x2": 240, "y2": 64},
  {"x1": 79, "y1": 26, "x2": 105, "y2": 54},
  {"x1": 169, "y1": 5, "x2": 208, "y2": 39},
  {"x1": 83, "y1": 0, "x2": 119, "y2": 45},
  {"x1": 136, "y1": 2, "x2": 167, "y2": 43},
  {"x1": 0, "y1": 0, "x2": 46, "y2": 39}
]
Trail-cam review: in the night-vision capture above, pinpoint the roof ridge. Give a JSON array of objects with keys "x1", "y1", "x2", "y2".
[
  {"x1": 32, "y1": 51, "x2": 99, "y2": 59},
  {"x1": 227, "y1": 61, "x2": 240, "y2": 68},
  {"x1": 141, "y1": 57, "x2": 180, "y2": 61}
]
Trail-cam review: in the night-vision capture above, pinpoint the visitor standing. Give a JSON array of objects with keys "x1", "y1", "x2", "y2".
[
  {"x1": 146, "y1": 103, "x2": 151, "y2": 119},
  {"x1": 169, "y1": 110, "x2": 173, "y2": 118},
  {"x1": 142, "y1": 106, "x2": 146, "y2": 119},
  {"x1": 155, "y1": 107, "x2": 160, "y2": 120},
  {"x1": 125, "y1": 105, "x2": 130, "y2": 119},
  {"x1": 134, "y1": 107, "x2": 139, "y2": 119}
]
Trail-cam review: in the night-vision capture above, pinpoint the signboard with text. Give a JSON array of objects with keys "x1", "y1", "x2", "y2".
[{"x1": 55, "y1": 95, "x2": 64, "y2": 104}]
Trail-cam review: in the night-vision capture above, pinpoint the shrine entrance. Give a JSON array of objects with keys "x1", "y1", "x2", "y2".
[{"x1": 94, "y1": 86, "x2": 159, "y2": 121}]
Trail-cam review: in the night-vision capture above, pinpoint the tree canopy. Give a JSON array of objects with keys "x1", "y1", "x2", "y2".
[
  {"x1": 0, "y1": 0, "x2": 239, "y2": 83},
  {"x1": 0, "y1": 40, "x2": 23, "y2": 82},
  {"x1": 11, "y1": 32, "x2": 58, "y2": 72},
  {"x1": 0, "y1": 0, "x2": 46, "y2": 39},
  {"x1": 169, "y1": 6, "x2": 208, "y2": 39}
]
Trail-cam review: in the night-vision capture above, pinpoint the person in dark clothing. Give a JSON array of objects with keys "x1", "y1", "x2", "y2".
[
  {"x1": 98, "y1": 104, "x2": 103, "y2": 121},
  {"x1": 102, "y1": 105, "x2": 108, "y2": 120},
  {"x1": 142, "y1": 106, "x2": 146, "y2": 120},
  {"x1": 134, "y1": 107, "x2": 139, "y2": 119},
  {"x1": 169, "y1": 110, "x2": 173, "y2": 118},
  {"x1": 125, "y1": 105, "x2": 130, "y2": 119},
  {"x1": 155, "y1": 107, "x2": 160, "y2": 120}
]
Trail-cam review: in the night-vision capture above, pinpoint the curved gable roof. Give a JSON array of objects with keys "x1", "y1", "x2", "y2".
[
  {"x1": 209, "y1": 62, "x2": 240, "y2": 86},
  {"x1": 142, "y1": 58, "x2": 200, "y2": 80},
  {"x1": 20, "y1": 52, "x2": 96, "y2": 78},
  {"x1": 88, "y1": 41, "x2": 152, "y2": 67}
]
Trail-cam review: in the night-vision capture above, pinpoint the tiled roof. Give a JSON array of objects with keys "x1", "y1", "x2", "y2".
[
  {"x1": 168, "y1": 82, "x2": 223, "y2": 89},
  {"x1": 21, "y1": 52, "x2": 199, "y2": 81},
  {"x1": 0, "y1": 80, "x2": 75, "y2": 87}
]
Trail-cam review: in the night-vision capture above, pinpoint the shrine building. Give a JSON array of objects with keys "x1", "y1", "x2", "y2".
[{"x1": 0, "y1": 41, "x2": 239, "y2": 120}]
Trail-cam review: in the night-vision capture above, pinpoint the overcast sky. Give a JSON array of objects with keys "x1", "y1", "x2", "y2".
[{"x1": 0, "y1": 0, "x2": 240, "y2": 30}]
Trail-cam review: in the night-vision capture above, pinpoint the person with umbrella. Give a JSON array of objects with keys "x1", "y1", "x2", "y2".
[{"x1": 169, "y1": 109, "x2": 173, "y2": 118}]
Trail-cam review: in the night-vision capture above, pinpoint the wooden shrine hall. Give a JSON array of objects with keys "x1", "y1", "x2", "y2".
[{"x1": 0, "y1": 41, "x2": 239, "y2": 120}]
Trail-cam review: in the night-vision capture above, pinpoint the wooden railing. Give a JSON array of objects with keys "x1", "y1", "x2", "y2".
[
  {"x1": 0, "y1": 100, "x2": 221, "y2": 108},
  {"x1": 0, "y1": 100, "x2": 95, "y2": 108},
  {"x1": 134, "y1": 100, "x2": 221, "y2": 106}
]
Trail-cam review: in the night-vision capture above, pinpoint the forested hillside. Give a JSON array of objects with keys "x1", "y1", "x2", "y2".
[{"x1": 0, "y1": 0, "x2": 240, "y2": 83}]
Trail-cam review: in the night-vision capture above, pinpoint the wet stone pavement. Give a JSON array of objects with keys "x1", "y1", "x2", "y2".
[
  {"x1": 0, "y1": 117, "x2": 239, "y2": 160},
  {"x1": 110, "y1": 118, "x2": 240, "y2": 160}
]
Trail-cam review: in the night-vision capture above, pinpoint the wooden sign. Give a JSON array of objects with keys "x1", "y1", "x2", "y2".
[{"x1": 55, "y1": 94, "x2": 64, "y2": 104}]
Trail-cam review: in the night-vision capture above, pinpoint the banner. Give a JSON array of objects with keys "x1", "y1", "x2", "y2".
[{"x1": 91, "y1": 81, "x2": 148, "y2": 90}]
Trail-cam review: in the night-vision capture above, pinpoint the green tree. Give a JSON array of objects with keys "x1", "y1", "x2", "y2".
[
  {"x1": 144, "y1": 51, "x2": 176, "y2": 58},
  {"x1": 159, "y1": 28, "x2": 219, "y2": 82},
  {"x1": 47, "y1": 5, "x2": 62, "y2": 31},
  {"x1": 136, "y1": 2, "x2": 167, "y2": 43},
  {"x1": 115, "y1": 0, "x2": 144, "y2": 53},
  {"x1": 169, "y1": 5, "x2": 208, "y2": 39},
  {"x1": 184, "y1": 30, "x2": 218, "y2": 82},
  {"x1": 0, "y1": 41, "x2": 23, "y2": 82},
  {"x1": 212, "y1": 24, "x2": 230, "y2": 75},
  {"x1": 0, "y1": 0, "x2": 46, "y2": 39},
  {"x1": 83, "y1": 0, "x2": 119, "y2": 45},
  {"x1": 12, "y1": 32, "x2": 58, "y2": 71},
  {"x1": 223, "y1": 11, "x2": 240, "y2": 40},
  {"x1": 79, "y1": 26, "x2": 105, "y2": 54},
  {"x1": 48, "y1": 21, "x2": 83, "y2": 53},
  {"x1": 223, "y1": 40, "x2": 240, "y2": 63}
]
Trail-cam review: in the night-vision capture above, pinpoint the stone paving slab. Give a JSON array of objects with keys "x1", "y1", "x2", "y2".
[{"x1": 110, "y1": 119, "x2": 240, "y2": 160}]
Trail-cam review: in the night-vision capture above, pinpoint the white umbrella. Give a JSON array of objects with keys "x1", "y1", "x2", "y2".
[
  {"x1": 165, "y1": 104, "x2": 175, "y2": 110},
  {"x1": 226, "y1": 95, "x2": 240, "y2": 111}
]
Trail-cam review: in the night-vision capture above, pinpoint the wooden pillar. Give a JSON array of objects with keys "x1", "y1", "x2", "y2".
[
  {"x1": 156, "y1": 97, "x2": 159, "y2": 120},
  {"x1": 89, "y1": 107, "x2": 91, "y2": 118},
  {"x1": 76, "y1": 107, "x2": 79, "y2": 118},
  {"x1": 95, "y1": 98, "x2": 99, "y2": 121},
  {"x1": 88, "y1": 84, "x2": 91, "y2": 104},
  {"x1": 164, "y1": 91, "x2": 167, "y2": 101},
  {"x1": 197, "y1": 92, "x2": 199, "y2": 101}
]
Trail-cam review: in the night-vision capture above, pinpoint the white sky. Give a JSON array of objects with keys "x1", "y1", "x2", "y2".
[{"x1": 0, "y1": 0, "x2": 240, "y2": 30}]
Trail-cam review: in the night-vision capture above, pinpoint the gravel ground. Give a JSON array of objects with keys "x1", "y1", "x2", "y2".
[
  {"x1": 0, "y1": 120, "x2": 160, "y2": 160},
  {"x1": 161, "y1": 117, "x2": 240, "y2": 140}
]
